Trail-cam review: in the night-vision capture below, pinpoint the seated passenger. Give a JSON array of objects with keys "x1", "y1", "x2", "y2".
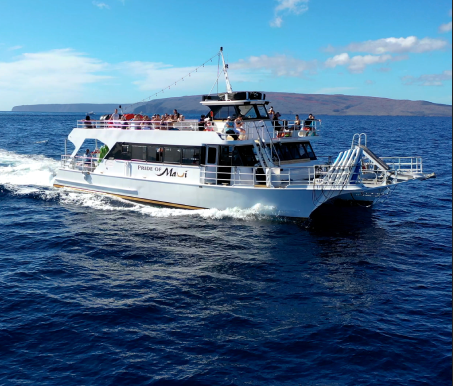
[
  {"x1": 205, "y1": 117, "x2": 215, "y2": 131},
  {"x1": 152, "y1": 115, "x2": 161, "y2": 130},
  {"x1": 131, "y1": 115, "x2": 143, "y2": 130},
  {"x1": 198, "y1": 115, "x2": 206, "y2": 131},
  {"x1": 178, "y1": 115, "x2": 185, "y2": 122},
  {"x1": 141, "y1": 116, "x2": 152, "y2": 130},
  {"x1": 84, "y1": 115, "x2": 93, "y2": 129},
  {"x1": 293, "y1": 115, "x2": 302, "y2": 130},
  {"x1": 224, "y1": 117, "x2": 240, "y2": 140},
  {"x1": 304, "y1": 114, "x2": 321, "y2": 131},
  {"x1": 120, "y1": 115, "x2": 129, "y2": 130}
]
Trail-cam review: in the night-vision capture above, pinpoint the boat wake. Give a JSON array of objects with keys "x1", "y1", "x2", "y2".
[{"x1": 0, "y1": 149, "x2": 278, "y2": 221}]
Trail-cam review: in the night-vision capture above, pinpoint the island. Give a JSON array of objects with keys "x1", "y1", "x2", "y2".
[{"x1": 12, "y1": 93, "x2": 452, "y2": 117}]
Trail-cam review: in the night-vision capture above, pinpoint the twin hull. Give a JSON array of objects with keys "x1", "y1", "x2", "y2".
[{"x1": 53, "y1": 167, "x2": 360, "y2": 218}]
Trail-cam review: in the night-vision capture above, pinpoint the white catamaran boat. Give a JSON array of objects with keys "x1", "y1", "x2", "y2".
[{"x1": 54, "y1": 49, "x2": 435, "y2": 219}]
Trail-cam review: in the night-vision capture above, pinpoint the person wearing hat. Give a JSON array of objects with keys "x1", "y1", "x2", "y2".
[{"x1": 224, "y1": 117, "x2": 240, "y2": 140}]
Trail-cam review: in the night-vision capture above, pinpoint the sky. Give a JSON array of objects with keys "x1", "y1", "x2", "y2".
[{"x1": 0, "y1": 0, "x2": 451, "y2": 111}]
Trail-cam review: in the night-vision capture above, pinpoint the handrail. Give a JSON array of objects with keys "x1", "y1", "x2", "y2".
[{"x1": 76, "y1": 119, "x2": 320, "y2": 141}]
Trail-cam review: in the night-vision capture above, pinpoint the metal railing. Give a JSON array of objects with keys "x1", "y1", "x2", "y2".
[
  {"x1": 76, "y1": 119, "x2": 320, "y2": 141},
  {"x1": 200, "y1": 164, "x2": 366, "y2": 189},
  {"x1": 77, "y1": 119, "x2": 200, "y2": 131},
  {"x1": 380, "y1": 157, "x2": 423, "y2": 174},
  {"x1": 61, "y1": 155, "x2": 98, "y2": 172}
]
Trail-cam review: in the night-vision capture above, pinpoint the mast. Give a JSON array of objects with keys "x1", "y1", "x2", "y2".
[{"x1": 220, "y1": 47, "x2": 233, "y2": 94}]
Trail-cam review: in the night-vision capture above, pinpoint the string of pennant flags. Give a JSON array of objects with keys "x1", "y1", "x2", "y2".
[{"x1": 123, "y1": 50, "x2": 223, "y2": 113}]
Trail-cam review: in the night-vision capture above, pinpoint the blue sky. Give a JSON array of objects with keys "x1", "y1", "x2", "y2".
[{"x1": 0, "y1": 0, "x2": 451, "y2": 110}]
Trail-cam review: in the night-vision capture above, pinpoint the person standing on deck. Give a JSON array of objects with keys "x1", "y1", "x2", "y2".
[{"x1": 111, "y1": 108, "x2": 120, "y2": 128}]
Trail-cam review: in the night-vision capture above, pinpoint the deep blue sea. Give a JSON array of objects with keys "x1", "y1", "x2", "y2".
[{"x1": 0, "y1": 112, "x2": 451, "y2": 386}]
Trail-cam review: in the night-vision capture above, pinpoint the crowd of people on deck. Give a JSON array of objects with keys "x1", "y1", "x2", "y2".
[
  {"x1": 83, "y1": 109, "x2": 186, "y2": 130},
  {"x1": 83, "y1": 106, "x2": 321, "y2": 140}
]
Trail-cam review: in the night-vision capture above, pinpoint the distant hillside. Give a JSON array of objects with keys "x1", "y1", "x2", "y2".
[
  {"x1": 12, "y1": 94, "x2": 452, "y2": 116},
  {"x1": 134, "y1": 93, "x2": 452, "y2": 117}
]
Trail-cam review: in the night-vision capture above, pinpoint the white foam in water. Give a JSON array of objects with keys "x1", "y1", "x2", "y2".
[
  {"x1": 0, "y1": 149, "x2": 277, "y2": 220},
  {"x1": 0, "y1": 149, "x2": 58, "y2": 192},
  {"x1": 60, "y1": 191, "x2": 277, "y2": 220}
]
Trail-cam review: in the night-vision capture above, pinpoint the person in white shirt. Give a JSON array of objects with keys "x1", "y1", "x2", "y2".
[{"x1": 111, "y1": 108, "x2": 120, "y2": 128}]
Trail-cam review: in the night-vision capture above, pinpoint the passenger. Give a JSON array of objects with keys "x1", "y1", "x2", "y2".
[
  {"x1": 235, "y1": 115, "x2": 246, "y2": 140},
  {"x1": 268, "y1": 106, "x2": 275, "y2": 120},
  {"x1": 83, "y1": 149, "x2": 92, "y2": 169},
  {"x1": 178, "y1": 115, "x2": 185, "y2": 122},
  {"x1": 160, "y1": 114, "x2": 168, "y2": 130},
  {"x1": 84, "y1": 115, "x2": 93, "y2": 129},
  {"x1": 141, "y1": 116, "x2": 152, "y2": 130},
  {"x1": 235, "y1": 115, "x2": 244, "y2": 130},
  {"x1": 131, "y1": 115, "x2": 142, "y2": 130},
  {"x1": 293, "y1": 115, "x2": 302, "y2": 130},
  {"x1": 120, "y1": 115, "x2": 129, "y2": 130},
  {"x1": 111, "y1": 108, "x2": 120, "y2": 128},
  {"x1": 152, "y1": 114, "x2": 161, "y2": 130},
  {"x1": 224, "y1": 116, "x2": 239, "y2": 140},
  {"x1": 198, "y1": 115, "x2": 206, "y2": 131},
  {"x1": 173, "y1": 109, "x2": 180, "y2": 119},
  {"x1": 273, "y1": 112, "x2": 282, "y2": 131},
  {"x1": 304, "y1": 113, "x2": 321, "y2": 132},
  {"x1": 205, "y1": 117, "x2": 215, "y2": 131}
]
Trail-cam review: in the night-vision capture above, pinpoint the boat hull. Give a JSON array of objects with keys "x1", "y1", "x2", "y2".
[{"x1": 53, "y1": 169, "x2": 356, "y2": 218}]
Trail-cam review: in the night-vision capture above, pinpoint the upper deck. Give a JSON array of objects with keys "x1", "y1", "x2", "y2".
[{"x1": 74, "y1": 118, "x2": 320, "y2": 145}]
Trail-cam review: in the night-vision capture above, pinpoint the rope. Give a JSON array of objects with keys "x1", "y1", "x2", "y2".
[{"x1": 122, "y1": 50, "x2": 222, "y2": 113}]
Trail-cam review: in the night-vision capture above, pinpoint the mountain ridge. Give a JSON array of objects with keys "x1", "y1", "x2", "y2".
[{"x1": 11, "y1": 93, "x2": 452, "y2": 116}]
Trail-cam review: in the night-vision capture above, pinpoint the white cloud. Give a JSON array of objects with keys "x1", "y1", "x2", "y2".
[
  {"x1": 93, "y1": 1, "x2": 110, "y2": 9},
  {"x1": 326, "y1": 36, "x2": 448, "y2": 54},
  {"x1": 365, "y1": 80, "x2": 375, "y2": 85},
  {"x1": 270, "y1": 17, "x2": 283, "y2": 28},
  {"x1": 271, "y1": 0, "x2": 309, "y2": 28},
  {"x1": 0, "y1": 49, "x2": 110, "y2": 109},
  {"x1": 8, "y1": 45, "x2": 23, "y2": 51},
  {"x1": 232, "y1": 54, "x2": 317, "y2": 78},
  {"x1": 402, "y1": 70, "x2": 452, "y2": 86},
  {"x1": 439, "y1": 21, "x2": 452, "y2": 33},
  {"x1": 325, "y1": 53, "x2": 394, "y2": 73}
]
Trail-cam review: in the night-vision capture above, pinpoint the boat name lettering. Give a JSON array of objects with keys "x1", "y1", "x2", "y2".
[
  {"x1": 137, "y1": 165, "x2": 154, "y2": 172},
  {"x1": 156, "y1": 168, "x2": 188, "y2": 178}
]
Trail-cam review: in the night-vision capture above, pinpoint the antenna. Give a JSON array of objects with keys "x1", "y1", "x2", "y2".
[{"x1": 220, "y1": 47, "x2": 233, "y2": 94}]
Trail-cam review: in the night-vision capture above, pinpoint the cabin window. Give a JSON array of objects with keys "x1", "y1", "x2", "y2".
[
  {"x1": 147, "y1": 146, "x2": 163, "y2": 163},
  {"x1": 106, "y1": 143, "x2": 131, "y2": 160},
  {"x1": 219, "y1": 146, "x2": 233, "y2": 166},
  {"x1": 271, "y1": 142, "x2": 317, "y2": 162},
  {"x1": 232, "y1": 146, "x2": 259, "y2": 167},
  {"x1": 257, "y1": 105, "x2": 269, "y2": 119},
  {"x1": 211, "y1": 106, "x2": 238, "y2": 120},
  {"x1": 302, "y1": 143, "x2": 317, "y2": 160},
  {"x1": 238, "y1": 105, "x2": 258, "y2": 119},
  {"x1": 164, "y1": 147, "x2": 181, "y2": 164},
  {"x1": 182, "y1": 147, "x2": 201, "y2": 165},
  {"x1": 207, "y1": 147, "x2": 217, "y2": 164},
  {"x1": 131, "y1": 145, "x2": 147, "y2": 162}
]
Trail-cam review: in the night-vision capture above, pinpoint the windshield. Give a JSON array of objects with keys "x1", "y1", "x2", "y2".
[
  {"x1": 270, "y1": 142, "x2": 317, "y2": 162},
  {"x1": 257, "y1": 105, "x2": 269, "y2": 119},
  {"x1": 238, "y1": 105, "x2": 258, "y2": 119}
]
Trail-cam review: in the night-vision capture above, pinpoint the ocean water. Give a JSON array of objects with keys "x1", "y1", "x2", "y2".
[{"x1": 0, "y1": 112, "x2": 451, "y2": 386}]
